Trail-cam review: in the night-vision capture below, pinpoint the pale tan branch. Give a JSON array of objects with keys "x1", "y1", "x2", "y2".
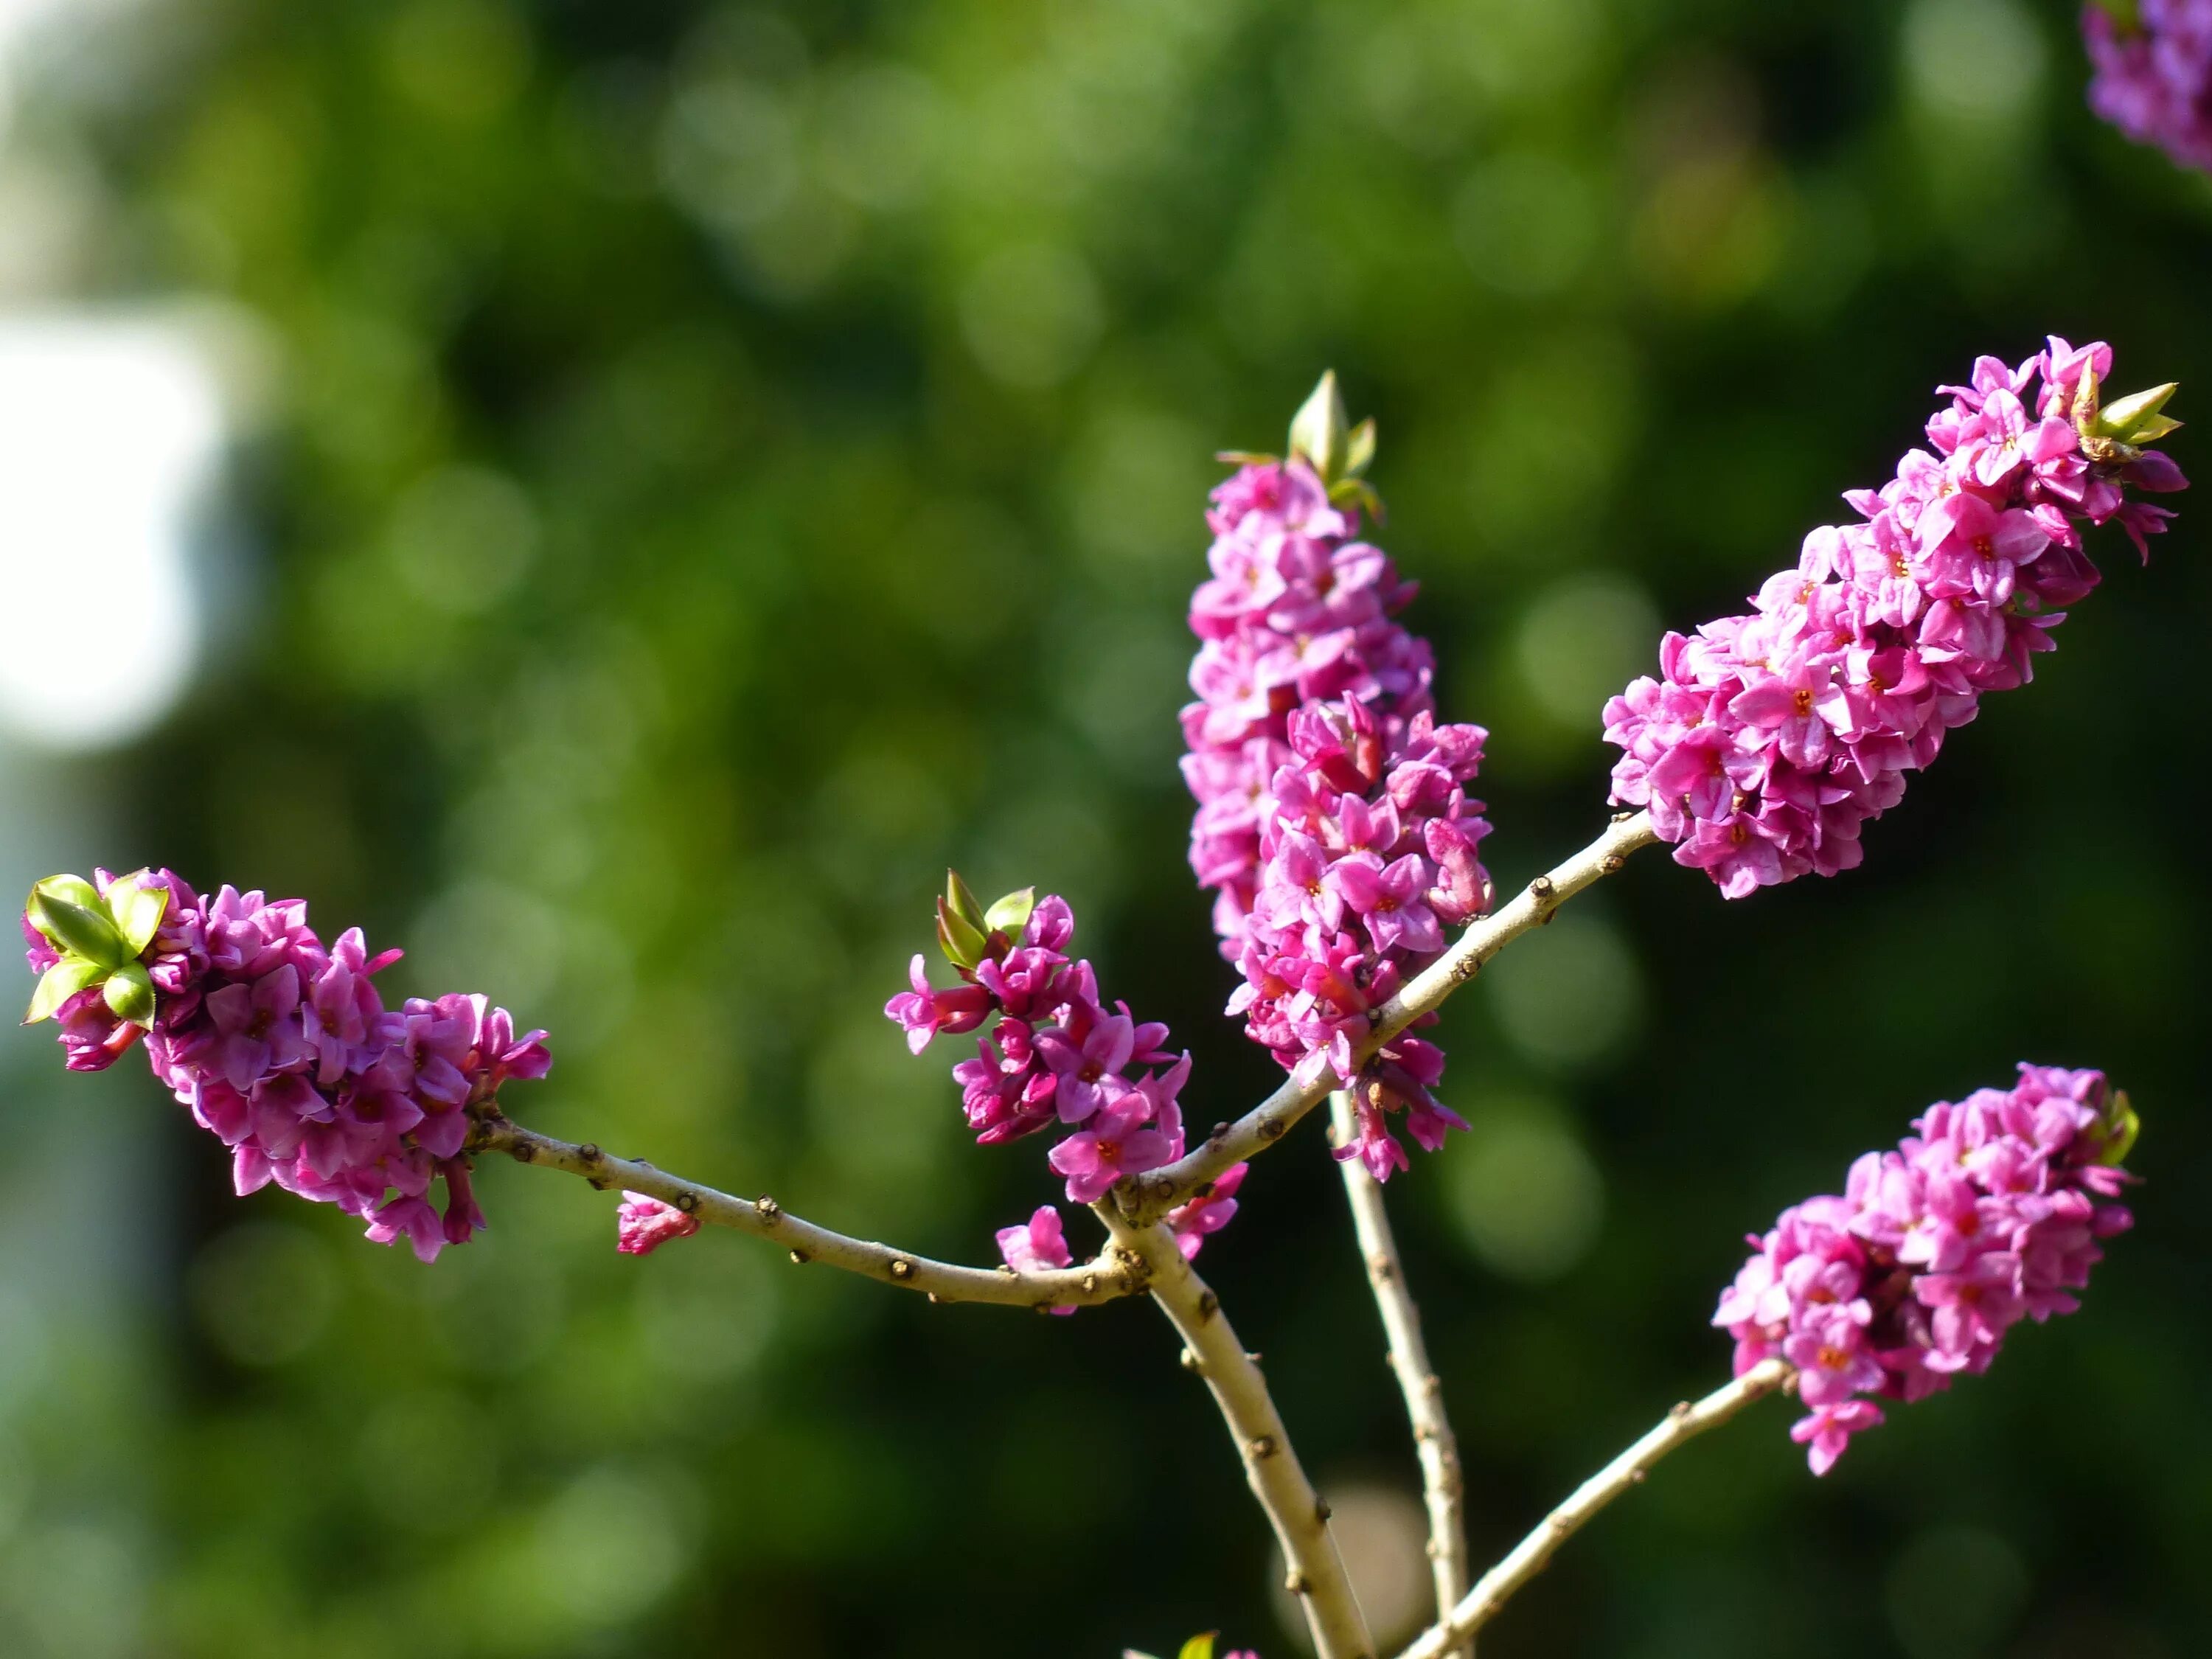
[
  {"x1": 1329, "y1": 1091, "x2": 1471, "y2": 1658},
  {"x1": 470, "y1": 1115, "x2": 1141, "y2": 1310},
  {"x1": 1099, "y1": 1206, "x2": 1377, "y2": 1659},
  {"x1": 1394, "y1": 1360, "x2": 1792, "y2": 1659}
]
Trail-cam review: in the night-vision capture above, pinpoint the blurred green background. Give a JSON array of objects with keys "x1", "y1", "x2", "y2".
[{"x1": 0, "y1": 0, "x2": 2206, "y2": 1655}]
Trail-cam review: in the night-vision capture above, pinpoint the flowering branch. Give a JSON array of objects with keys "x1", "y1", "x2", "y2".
[
  {"x1": 1391, "y1": 1360, "x2": 1792, "y2": 1659},
  {"x1": 1328, "y1": 1091, "x2": 1470, "y2": 1658},
  {"x1": 1102, "y1": 1206, "x2": 1377, "y2": 1659},
  {"x1": 467, "y1": 1113, "x2": 1144, "y2": 1310},
  {"x1": 1124, "y1": 810, "x2": 1658, "y2": 1220}
]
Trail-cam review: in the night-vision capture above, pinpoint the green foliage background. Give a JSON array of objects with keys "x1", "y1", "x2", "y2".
[{"x1": 1, "y1": 0, "x2": 2208, "y2": 1655}]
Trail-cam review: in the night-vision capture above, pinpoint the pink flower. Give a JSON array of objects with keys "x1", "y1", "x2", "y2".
[
  {"x1": 1326, "y1": 852, "x2": 1443, "y2": 956},
  {"x1": 1791, "y1": 1400, "x2": 1886, "y2": 1477},
  {"x1": 1166, "y1": 1163, "x2": 1248, "y2": 1261},
  {"x1": 995, "y1": 1205, "x2": 1077, "y2": 1315},
  {"x1": 884, "y1": 955, "x2": 992, "y2": 1054},
  {"x1": 616, "y1": 1192, "x2": 700, "y2": 1257},
  {"x1": 1048, "y1": 1095, "x2": 1176, "y2": 1203},
  {"x1": 1034, "y1": 1012, "x2": 1138, "y2": 1125}
]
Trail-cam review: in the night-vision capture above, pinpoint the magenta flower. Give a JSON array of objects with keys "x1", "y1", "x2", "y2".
[
  {"x1": 885, "y1": 954, "x2": 992, "y2": 1054},
  {"x1": 617, "y1": 1192, "x2": 700, "y2": 1257},
  {"x1": 1326, "y1": 852, "x2": 1443, "y2": 956},
  {"x1": 1166, "y1": 1162, "x2": 1248, "y2": 1261},
  {"x1": 1048, "y1": 1095, "x2": 1176, "y2": 1203},
  {"x1": 995, "y1": 1205, "x2": 1077, "y2": 1315},
  {"x1": 1791, "y1": 1399, "x2": 1886, "y2": 1477},
  {"x1": 1034, "y1": 1012, "x2": 1137, "y2": 1125},
  {"x1": 1728, "y1": 652, "x2": 1851, "y2": 769}
]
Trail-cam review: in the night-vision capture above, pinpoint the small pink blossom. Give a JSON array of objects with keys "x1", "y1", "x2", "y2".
[{"x1": 617, "y1": 1192, "x2": 700, "y2": 1257}]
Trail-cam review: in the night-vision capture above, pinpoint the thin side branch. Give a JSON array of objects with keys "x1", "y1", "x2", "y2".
[
  {"x1": 1127, "y1": 810, "x2": 1657, "y2": 1219},
  {"x1": 1100, "y1": 1207, "x2": 1378, "y2": 1659},
  {"x1": 1393, "y1": 1360, "x2": 1792, "y2": 1659},
  {"x1": 1329, "y1": 1091, "x2": 1470, "y2": 1659},
  {"x1": 469, "y1": 1114, "x2": 1144, "y2": 1310}
]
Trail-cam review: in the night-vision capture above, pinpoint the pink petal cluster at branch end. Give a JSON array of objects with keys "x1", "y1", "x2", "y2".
[
  {"x1": 1181, "y1": 452, "x2": 1493, "y2": 1182},
  {"x1": 2085, "y1": 0, "x2": 2212, "y2": 173},
  {"x1": 21, "y1": 870, "x2": 549, "y2": 1262},
  {"x1": 617, "y1": 1192, "x2": 700, "y2": 1256},
  {"x1": 1605, "y1": 340, "x2": 2186, "y2": 900},
  {"x1": 1716, "y1": 1065, "x2": 2135, "y2": 1475},
  {"x1": 887, "y1": 888, "x2": 1200, "y2": 1278}
]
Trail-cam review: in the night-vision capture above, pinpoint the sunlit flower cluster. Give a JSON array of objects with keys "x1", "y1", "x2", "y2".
[
  {"x1": 1716, "y1": 1065, "x2": 2136, "y2": 1472},
  {"x1": 1180, "y1": 391, "x2": 1495, "y2": 1180},
  {"x1": 1605, "y1": 340, "x2": 2186, "y2": 897},
  {"x1": 21, "y1": 869, "x2": 549, "y2": 1261},
  {"x1": 887, "y1": 878, "x2": 1200, "y2": 1272}
]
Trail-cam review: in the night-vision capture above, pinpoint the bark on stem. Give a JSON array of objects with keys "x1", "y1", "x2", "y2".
[
  {"x1": 1329, "y1": 1091, "x2": 1471, "y2": 1659},
  {"x1": 1100, "y1": 1207, "x2": 1377, "y2": 1659},
  {"x1": 467, "y1": 1114, "x2": 1142, "y2": 1310},
  {"x1": 1393, "y1": 1360, "x2": 1792, "y2": 1659},
  {"x1": 1124, "y1": 810, "x2": 1657, "y2": 1222}
]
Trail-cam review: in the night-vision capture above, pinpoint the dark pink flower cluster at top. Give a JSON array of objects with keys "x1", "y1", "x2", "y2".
[
  {"x1": 1181, "y1": 460, "x2": 1494, "y2": 1182},
  {"x1": 1717, "y1": 1065, "x2": 2135, "y2": 1475},
  {"x1": 1604, "y1": 340, "x2": 2187, "y2": 900},
  {"x1": 2085, "y1": 0, "x2": 2212, "y2": 173},
  {"x1": 887, "y1": 894, "x2": 1239, "y2": 1282},
  {"x1": 21, "y1": 870, "x2": 548, "y2": 1262}
]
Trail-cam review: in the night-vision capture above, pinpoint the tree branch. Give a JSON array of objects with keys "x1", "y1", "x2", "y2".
[
  {"x1": 1392, "y1": 1360, "x2": 1792, "y2": 1659},
  {"x1": 1328, "y1": 1091, "x2": 1470, "y2": 1659},
  {"x1": 467, "y1": 1113, "x2": 1144, "y2": 1310},
  {"x1": 1126, "y1": 810, "x2": 1657, "y2": 1220},
  {"x1": 1099, "y1": 1206, "x2": 1378, "y2": 1659}
]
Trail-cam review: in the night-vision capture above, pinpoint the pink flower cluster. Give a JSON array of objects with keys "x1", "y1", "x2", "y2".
[
  {"x1": 1180, "y1": 459, "x2": 1495, "y2": 1181},
  {"x1": 887, "y1": 891, "x2": 1205, "y2": 1270},
  {"x1": 2085, "y1": 0, "x2": 2212, "y2": 173},
  {"x1": 1717, "y1": 1065, "x2": 2135, "y2": 1474},
  {"x1": 21, "y1": 870, "x2": 548, "y2": 1262},
  {"x1": 1604, "y1": 340, "x2": 2186, "y2": 899}
]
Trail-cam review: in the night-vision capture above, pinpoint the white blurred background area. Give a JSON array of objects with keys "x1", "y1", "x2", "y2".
[{"x1": 0, "y1": 1, "x2": 243, "y2": 1650}]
